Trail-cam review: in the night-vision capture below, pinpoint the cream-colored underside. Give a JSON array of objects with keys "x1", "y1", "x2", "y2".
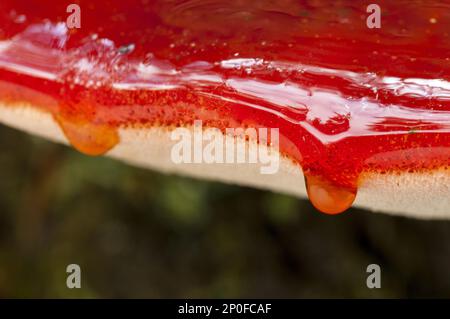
[{"x1": 0, "y1": 103, "x2": 449, "y2": 219}]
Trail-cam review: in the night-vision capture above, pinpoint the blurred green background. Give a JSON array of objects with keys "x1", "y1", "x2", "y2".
[{"x1": 1, "y1": 124, "x2": 450, "y2": 298}]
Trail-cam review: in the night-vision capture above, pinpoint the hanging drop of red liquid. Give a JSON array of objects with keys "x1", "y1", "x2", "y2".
[
  {"x1": 55, "y1": 115, "x2": 119, "y2": 156},
  {"x1": 304, "y1": 174, "x2": 356, "y2": 215}
]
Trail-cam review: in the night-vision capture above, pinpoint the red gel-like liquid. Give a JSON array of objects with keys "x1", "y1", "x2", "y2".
[{"x1": 0, "y1": 0, "x2": 449, "y2": 214}]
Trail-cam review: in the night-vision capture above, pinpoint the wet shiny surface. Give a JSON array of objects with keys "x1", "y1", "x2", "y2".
[{"x1": 0, "y1": 0, "x2": 449, "y2": 213}]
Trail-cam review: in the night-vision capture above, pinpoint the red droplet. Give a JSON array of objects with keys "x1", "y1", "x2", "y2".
[
  {"x1": 55, "y1": 115, "x2": 119, "y2": 156},
  {"x1": 305, "y1": 174, "x2": 356, "y2": 215}
]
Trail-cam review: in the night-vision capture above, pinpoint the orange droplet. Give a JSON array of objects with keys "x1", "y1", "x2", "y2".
[
  {"x1": 305, "y1": 174, "x2": 356, "y2": 215},
  {"x1": 55, "y1": 115, "x2": 119, "y2": 156}
]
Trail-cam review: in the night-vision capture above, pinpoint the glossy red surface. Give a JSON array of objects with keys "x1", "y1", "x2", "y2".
[{"x1": 0, "y1": 0, "x2": 449, "y2": 214}]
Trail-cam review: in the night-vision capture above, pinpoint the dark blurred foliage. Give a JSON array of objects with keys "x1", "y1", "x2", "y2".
[{"x1": 1, "y1": 125, "x2": 450, "y2": 298}]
